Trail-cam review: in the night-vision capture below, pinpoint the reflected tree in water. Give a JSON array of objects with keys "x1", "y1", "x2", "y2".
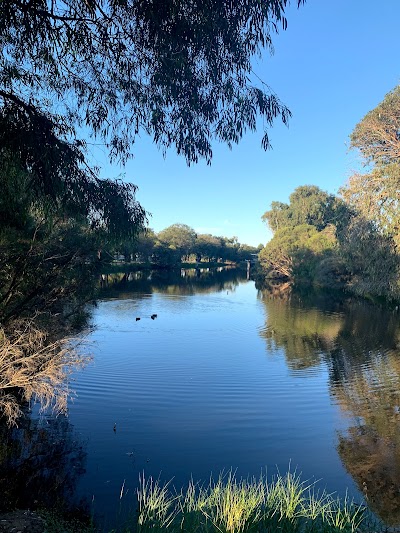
[
  {"x1": 258, "y1": 289, "x2": 343, "y2": 371},
  {"x1": 99, "y1": 268, "x2": 246, "y2": 299},
  {"x1": 259, "y1": 288, "x2": 400, "y2": 524},
  {"x1": 332, "y1": 348, "x2": 400, "y2": 526},
  {"x1": 0, "y1": 414, "x2": 87, "y2": 513}
]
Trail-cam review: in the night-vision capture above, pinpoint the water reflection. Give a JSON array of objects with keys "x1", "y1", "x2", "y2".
[
  {"x1": 99, "y1": 267, "x2": 246, "y2": 298},
  {"x1": 0, "y1": 413, "x2": 87, "y2": 512},
  {"x1": 259, "y1": 288, "x2": 400, "y2": 525}
]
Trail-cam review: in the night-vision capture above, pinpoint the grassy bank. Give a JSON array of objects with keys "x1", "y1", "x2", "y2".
[
  {"x1": 19, "y1": 469, "x2": 393, "y2": 532},
  {"x1": 112, "y1": 470, "x2": 370, "y2": 533}
]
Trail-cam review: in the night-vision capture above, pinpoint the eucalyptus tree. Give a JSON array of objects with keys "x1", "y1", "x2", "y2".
[
  {"x1": 337, "y1": 85, "x2": 400, "y2": 298},
  {"x1": 350, "y1": 85, "x2": 400, "y2": 166},
  {"x1": 195, "y1": 234, "x2": 223, "y2": 262},
  {"x1": 342, "y1": 85, "x2": 400, "y2": 247},
  {"x1": 0, "y1": 0, "x2": 303, "y2": 166}
]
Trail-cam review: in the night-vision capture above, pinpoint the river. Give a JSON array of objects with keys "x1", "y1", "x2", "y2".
[{"x1": 1, "y1": 267, "x2": 400, "y2": 530}]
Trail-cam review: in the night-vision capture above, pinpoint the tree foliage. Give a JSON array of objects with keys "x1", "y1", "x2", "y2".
[
  {"x1": 158, "y1": 224, "x2": 197, "y2": 258},
  {"x1": 113, "y1": 225, "x2": 258, "y2": 266},
  {"x1": 342, "y1": 85, "x2": 400, "y2": 249},
  {"x1": 0, "y1": 0, "x2": 303, "y2": 165},
  {"x1": 0, "y1": 101, "x2": 147, "y2": 239},
  {"x1": 259, "y1": 224, "x2": 337, "y2": 281},
  {"x1": 260, "y1": 87, "x2": 400, "y2": 303},
  {"x1": 260, "y1": 180, "x2": 399, "y2": 299},
  {"x1": 262, "y1": 185, "x2": 340, "y2": 232},
  {"x1": 340, "y1": 164, "x2": 400, "y2": 246},
  {"x1": 350, "y1": 85, "x2": 400, "y2": 166},
  {"x1": 339, "y1": 217, "x2": 399, "y2": 299}
]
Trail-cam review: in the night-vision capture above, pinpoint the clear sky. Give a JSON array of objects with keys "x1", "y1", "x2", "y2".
[{"x1": 92, "y1": 0, "x2": 400, "y2": 247}]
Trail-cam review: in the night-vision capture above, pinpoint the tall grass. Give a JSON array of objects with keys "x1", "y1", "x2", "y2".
[{"x1": 134, "y1": 469, "x2": 367, "y2": 533}]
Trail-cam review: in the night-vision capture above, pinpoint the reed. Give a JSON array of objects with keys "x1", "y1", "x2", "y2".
[
  {"x1": 136, "y1": 474, "x2": 178, "y2": 531},
  {"x1": 134, "y1": 470, "x2": 367, "y2": 533}
]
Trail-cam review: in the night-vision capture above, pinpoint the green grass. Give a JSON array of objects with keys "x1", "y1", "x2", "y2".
[
  {"x1": 126, "y1": 469, "x2": 367, "y2": 533},
  {"x1": 36, "y1": 469, "x2": 387, "y2": 532}
]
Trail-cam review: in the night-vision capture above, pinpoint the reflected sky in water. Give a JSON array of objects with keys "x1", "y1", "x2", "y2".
[{"x1": 2, "y1": 269, "x2": 399, "y2": 529}]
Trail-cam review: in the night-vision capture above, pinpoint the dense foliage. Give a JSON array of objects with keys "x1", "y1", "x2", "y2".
[
  {"x1": 342, "y1": 86, "x2": 400, "y2": 248},
  {"x1": 260, "y1": 186, "x2": 347, "y2": 285},
  {"x1": 112, "y1": 223, "x2": 260, "y2": 266},
  {"x1": 0, "y1": 0, "x2": 303, "y2": 165},
  {"x1": 259, "y1": 85, "x2": 400, "y2": 301}
]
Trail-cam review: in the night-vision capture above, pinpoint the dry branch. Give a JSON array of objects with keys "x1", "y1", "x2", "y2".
[{"x1": 0, "y1": 320, "x2": 90, "y2": 425}]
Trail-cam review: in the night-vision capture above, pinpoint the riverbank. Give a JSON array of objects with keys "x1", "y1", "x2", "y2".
[
  {"x1": 3, "y1": 467, "x2": 400, "y2": 533},
  {"x1": 101, "y1": 261, "x2": 243, "y2": 274}
]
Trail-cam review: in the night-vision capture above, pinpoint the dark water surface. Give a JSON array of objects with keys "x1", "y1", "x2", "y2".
[{"x1": 2, "y1": 268, "x2": 400, "y2": 529}]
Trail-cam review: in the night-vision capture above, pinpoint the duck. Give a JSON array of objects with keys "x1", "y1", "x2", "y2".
[
  {"x1": 151, "y1": 314, "x2": 157, "y2": 320},
  {"x1": 135, "y1": 317, "x2": 140, "y2": 321}
]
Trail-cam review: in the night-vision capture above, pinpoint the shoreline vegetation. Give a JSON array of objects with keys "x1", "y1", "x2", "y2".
[
  {"x1": 257, "y1": 87, "x2": 400, "y2": 304},
  {"x1": 133, "y1": 470, "x2": 367, "y2": 533},
  {"x1": 2, "y1": 469, "x2": 393, "y2": 533},
  {"x1": 101, "y1": 261, "x2": 245, "y2": 274}
]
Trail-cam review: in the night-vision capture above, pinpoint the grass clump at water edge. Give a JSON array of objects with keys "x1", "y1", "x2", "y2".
[{"x1": 124, "y1": 469, "x2": 367, "y2": 533}]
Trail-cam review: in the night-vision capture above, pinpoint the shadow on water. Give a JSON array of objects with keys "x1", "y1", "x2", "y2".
[
  {"x1": 259, "y1": 285, "x2": 400, "y2": 526},
  {"x1": 0, "y1": 412, "x2": 88, "y2": 515},
  {"x1": 99, "y1": 266, "x2": 247, "y2": 298}
]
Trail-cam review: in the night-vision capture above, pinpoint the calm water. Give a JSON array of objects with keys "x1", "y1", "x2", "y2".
[{"x1": 2, "y1": 268, "x2": 400, "y2": 529}]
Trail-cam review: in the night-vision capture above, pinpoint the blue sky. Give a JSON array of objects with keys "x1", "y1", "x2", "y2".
[{"x1": 93, "y1": 0, "x2": 400, "y2": 246}]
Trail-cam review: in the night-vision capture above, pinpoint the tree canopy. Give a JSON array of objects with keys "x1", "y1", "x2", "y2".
[
  {"x1": 0, "y1": 103, "x2": 146, "y2": 238},
  {"x1": 342, "y1": 85, "x2": 400, "y2": 247},
  {"x1": 350, "y1": 85, "x2": 400, "y2": 166},
  {"x1": 158, "y1": 224, "x2": 197, "y2": 257},
  {"x1": 262, "y1": 185, "x2": 340, "y2": 232},
  {"x1": 259, "y1": 173, "x2": 399, "y2": 299},
  {"x1": 1, "y1": 0, "x2": 303, "y2": 165},
  {"x1": 259, "y1": 223, "x2": 337, "y2": 281}
]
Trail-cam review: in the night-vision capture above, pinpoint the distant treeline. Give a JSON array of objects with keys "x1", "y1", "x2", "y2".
[
  {"x1": 258, "y1": 85, "x2": 400, "y2": 302},
  {"x1": 108, "y1": 223, "x2": 262, "y2": 266}
]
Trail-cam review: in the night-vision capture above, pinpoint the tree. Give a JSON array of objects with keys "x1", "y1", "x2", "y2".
[
  {"x1": 262, "y1": 185, "x2": 340, "y2": 233},
  {"x1": 0, "y1": 101, "x2": 148, "y2": 424},
  {"x1": 339, "y1": 217, "x2": 399, "y2": 300},
  {"x1": 133, "y1": 229, "x2": 156, "y2": 263},
  {"x1": 0, "y1": 103, "x2": 147, "y2": 239},
  {"x1": 259, "y1": 224, "x2": 337, "y2": 282},
  {"x1": 342, "y1": 85, "x2": 400, "y2": 248},
  {"x1": 287, "y1": 186, "x2": 337, "y2": 231},
  {"x1": 157, "y1": 224, "x2": 197, "y2": 260},
  {"x1": 0, "y1": 0, "x2": 303, "y2": 165},
  {"x1": 262, "y1": 201, "x2": 292, "y2": 232},
  {"x1": 350, "y1": 85, "x2": 400, "y2": 166},
  {"x1": 340, "y1": 164, "x2": 400, "y2": 246},
  {"x1": 195, "y1": 234, "x2": 223, "y2": 262}
]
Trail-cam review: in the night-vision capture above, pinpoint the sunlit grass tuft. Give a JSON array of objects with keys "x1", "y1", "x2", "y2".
[
  {"x1": 134, "y1": 469, "x2": 368, "y2": 532},
  {"x1": 137, "y1": 474, "x2": 178, "y2": 531},
  {"x1": 203, "y1": 471, "x2": 265, "y2": 532}
]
